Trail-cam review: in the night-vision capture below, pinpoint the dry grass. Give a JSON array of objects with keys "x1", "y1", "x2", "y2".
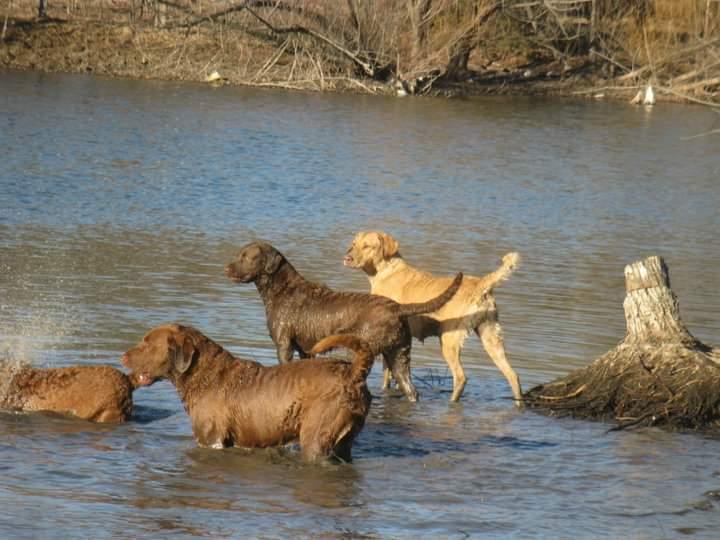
[
  {"x1": 1, "y1": 0, "x2": 718, "y2": 102},
  {"x1": 597, "y1": 0, "x2": 720, "y2": 102}
]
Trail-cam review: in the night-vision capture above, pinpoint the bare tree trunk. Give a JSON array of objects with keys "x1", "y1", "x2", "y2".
[
  {"x1": 37, "y1": 0, "x2": 46, "y2": 18},
  {"x1": 346, "y1": 0, "x2": 361, "y2": 49},
  {"x1": 525, "y1": 256, "x2": 720, "y2": 431},
  {"x1": 407, "y1": 0, "x2": 432, "y2": 63},
  {"x1": 155, "y1": 0, "x2": 167, "y2": 28},
  {"x1": 705, "y1": 0, "x2": 715, "y2": 38},
  {"x1": 444, "y1": 2, "x2": 500, "y2": 80},
  {"x1": 446, "y1": 34, "x2": 473, "y2": 79}
]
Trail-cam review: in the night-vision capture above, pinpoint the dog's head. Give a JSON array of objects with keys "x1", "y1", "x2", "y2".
[
  {"x1": 225, "y1": 241, "x2": 285, "y2": 283},
  {"x1": 344, "y1": 231, "x2": 399, "y2": 273},
  {"x1": 121, "y1": 324, "x2": 199, "y2": 387}
]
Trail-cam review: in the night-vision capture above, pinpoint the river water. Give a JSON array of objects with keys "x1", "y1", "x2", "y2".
[{"x1": 1, "y1": 69, "x2": 719, "y2": 539}]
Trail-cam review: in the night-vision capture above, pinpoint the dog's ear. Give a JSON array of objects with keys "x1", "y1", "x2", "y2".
[
  {"x1": 172, "y1": 337, "x2": 197, "y2": 374},
  {"x1": 380, "y1": 232, "x2": 399, "y2": 259},
  {"x1": 264, "y1": 251, "x2": 283, "y2": 274}
]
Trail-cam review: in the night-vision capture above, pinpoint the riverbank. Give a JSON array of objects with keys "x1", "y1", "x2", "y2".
[
  {"x1": 0, "y1": 16, "x2": 600, "y2": 98},
  {"x1": 1, "y1": 1, "x2": 718, "y2": 105}
]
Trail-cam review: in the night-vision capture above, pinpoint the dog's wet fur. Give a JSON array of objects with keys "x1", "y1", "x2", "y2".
[
  {"x1": 122, "y1": 324, "x2": 374, "y2": 462},
  {"x1": 225, "y1": 241, "x2": 462, "y2": 402}
]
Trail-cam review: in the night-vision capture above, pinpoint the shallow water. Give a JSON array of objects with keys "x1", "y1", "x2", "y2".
[{"x1": 1, "y1": 69, "x2": 719, "y2": 539}]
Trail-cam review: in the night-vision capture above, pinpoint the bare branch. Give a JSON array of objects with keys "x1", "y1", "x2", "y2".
[{"x1": 244, "y1": 5, "x2": 377, "y2": 78}]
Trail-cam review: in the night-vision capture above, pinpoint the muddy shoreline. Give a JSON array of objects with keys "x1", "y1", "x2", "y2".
[{"x1": 1, "y1": 16, "x2": 635, "y2": 102}]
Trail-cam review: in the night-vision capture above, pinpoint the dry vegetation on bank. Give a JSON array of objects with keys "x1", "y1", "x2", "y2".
[{"x1": 1, "y1": 1, "x2": 719, "y2": 103}]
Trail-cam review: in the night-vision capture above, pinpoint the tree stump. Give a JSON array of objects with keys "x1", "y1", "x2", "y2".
[{"x1": 525, "y1": 256, "x2": 720, "y2": 431}]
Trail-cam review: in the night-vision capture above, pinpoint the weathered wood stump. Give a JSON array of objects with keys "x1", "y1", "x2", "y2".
[{"x1": 525, "y1": 256, "x2": 720, "y2": 431}]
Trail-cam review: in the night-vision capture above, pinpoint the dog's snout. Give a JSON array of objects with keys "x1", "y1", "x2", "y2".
[
  {"x1": 121, "y1": 352, "x2": 130, "y2": 367},
  {"x1": 224, "y1": 264, "x2": 233, "y2": 276}
]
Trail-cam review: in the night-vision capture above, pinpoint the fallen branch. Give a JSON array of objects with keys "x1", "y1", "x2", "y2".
[
  {"x1": 571, "y1": 85, "x2": 642, "y2": 95},
  {"x1": 537, "y1": 383, "x2": 587, "y2": 401},
  {"x1": 669, "y1": 59, "x2": 720, "y2": 85},
  {"x1": 252, "y1": 37, "x2": 290, "y2": 81},
  {"x1": 245, "y1": 6, "x2": 377, "y2": 78},
  {"x1": 672, "y1": 76, "x2": 720, "y2": 93},
  {"x1": 239, "y1": 76, "x2": 380, "y2": 93},
  {"x1": 589, "y1": 47, "x2": 631, "y2": 74},
  {"x1": 657, "y1": 85, "x2": 720, "y2": 107},
  {"x1": 618, "y1": 37, "x2": 720, "y2": 81},
  {"x1": 164, "y1": 0, "x2": 250, "y2": 29},
  {"x1": 164, "y1": 0, "x2": 338, "y2": 33}
]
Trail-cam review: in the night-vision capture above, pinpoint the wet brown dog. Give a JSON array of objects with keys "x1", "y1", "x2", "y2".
[
  {"x1": 344, "y1": 231, "x2": 522, "y2": 404},
  {"x1": 225, "y1": 241, "x2": 462, "y2": 402},
  {"x1": 0, "y1": 360, "x2": 135, "y2": 423},
  {"x1": 121, "y1": 324, "x2": 374, "y2": 462}
]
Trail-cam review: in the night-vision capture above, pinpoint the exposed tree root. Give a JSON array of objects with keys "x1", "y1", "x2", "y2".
[{"x1": 525, "y1": 256, "x2": 720, "y2": 432}]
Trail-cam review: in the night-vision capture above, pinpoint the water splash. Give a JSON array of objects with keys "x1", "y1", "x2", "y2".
[
  {"x1": 0, "y1": 306, "x2": 85, "y2": 368},
  {"x1": 0, "y1": 352, "x2": 29, "y2": 406}
]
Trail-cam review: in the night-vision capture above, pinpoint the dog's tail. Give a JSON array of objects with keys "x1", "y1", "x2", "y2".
[
  {"x1": 483, "y1": 252, "x2": 520, "y2": 291},
  {"x1": 396, "y1": 272, "x2": 463, "y2": 317},
  {"x1": 311, "y1": 334, "x2": 374, "y2": 382}
]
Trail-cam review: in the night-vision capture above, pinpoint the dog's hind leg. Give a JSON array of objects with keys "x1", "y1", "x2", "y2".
[
  {"x1": 331, "y1": 424, "x2": 358, "y2": 463},
  {"x1": 300, "y1": 409, "x2": 356, "y2": 462},
  {"x1": 276, "y1": 338, "x2": 294, "y2": 364},
  {"x1": 383, "y1": 347, "x2": 418, "y2": 402},
  {"x1": 381, "y1": 359, "x2": 394, "y2": 390},
  {"x1": 476, "y1": 321, "x2": 522, "y2": 406},
  {"x1": 440, "y1": 330, "x2": 467, "y2": 402}
]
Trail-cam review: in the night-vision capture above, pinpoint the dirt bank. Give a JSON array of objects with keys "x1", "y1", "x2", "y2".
[
  {"x1": 1, "y1": 1, "x2": 718, "y2": 104},
  {"x1": 0, "y1": 16, "x2": 602, "y2": 99}
]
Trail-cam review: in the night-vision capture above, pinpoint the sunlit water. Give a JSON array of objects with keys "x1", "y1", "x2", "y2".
[{"x1": 1, "y1": 69, "x2": 719, "y2": 539}]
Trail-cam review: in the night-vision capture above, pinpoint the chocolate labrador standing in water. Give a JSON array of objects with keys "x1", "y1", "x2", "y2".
[
  {"x1": 122, "y1": 324, "x2": 374, "y2": 462},
  {"x1": 224, "y1": 241, "x2": 462, "y2": 402},
  {"x1": 0, "y1": 360, "x2": 136, "y2": 422}
]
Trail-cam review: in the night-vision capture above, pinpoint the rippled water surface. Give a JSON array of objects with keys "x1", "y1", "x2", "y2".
[{"x1": 1, "y1": 70, "x2": 719, "y2": 539}]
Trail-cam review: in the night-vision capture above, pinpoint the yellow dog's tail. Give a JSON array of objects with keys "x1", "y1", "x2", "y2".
[{"x1": 484, "y1": 252, "x2": 520, "y2": 290}]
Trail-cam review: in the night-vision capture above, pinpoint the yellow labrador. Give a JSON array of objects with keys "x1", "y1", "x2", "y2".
[{"x1": 344, "y1": 231, "x2": 522, "y2": 404}]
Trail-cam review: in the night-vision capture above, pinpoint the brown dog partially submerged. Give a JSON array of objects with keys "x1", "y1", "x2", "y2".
[
  {"x1": 345, "y1": 231, "x2": 522, "y2": 404},
  {"x1": 0, "y1": 360, "x2": 135, "y2": 423},
  {"x1": 122, "y1": 324, "x2": 373, "y2": 462}
]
